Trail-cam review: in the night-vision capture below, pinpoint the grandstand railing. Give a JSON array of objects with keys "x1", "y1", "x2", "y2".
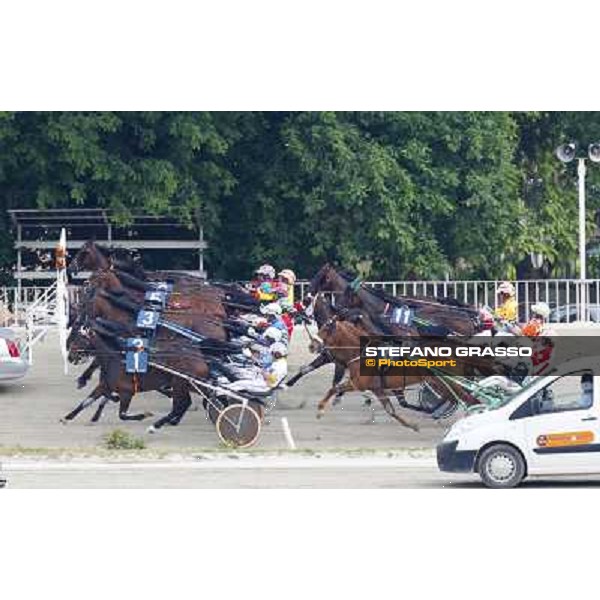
[{"x1": 295, "y1": 278, "x2": 600, "y2": 323}]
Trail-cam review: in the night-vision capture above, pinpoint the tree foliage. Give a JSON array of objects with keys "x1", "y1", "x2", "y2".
[{"x1": 1, "y1": 111, "x2": 599, "y2": 281}]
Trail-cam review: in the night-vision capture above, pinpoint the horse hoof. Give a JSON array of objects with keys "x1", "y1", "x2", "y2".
[
  {"x1": 146, "y1": 425, "x2": 157, "y2": 434},
  {"x1": 85, "y1": 421, "x2": 97, "y2": 427},
  {"x1": 143, "y1": 411, "x2": 154, "y2": 418},
  {"x1": 316, "y1": 411, "x2": 324, "y2": 420},
  {"x1": 59, "y1": 418, "x2": 69, "y2": 425}
]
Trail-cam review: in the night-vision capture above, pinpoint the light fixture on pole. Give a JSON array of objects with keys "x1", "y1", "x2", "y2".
[
  {"x1": 556, "y1": 143, "x2": 577, "y2": 163},
  {"x1": 556, "y1": 141, "x2": 600, "y2": 320}
]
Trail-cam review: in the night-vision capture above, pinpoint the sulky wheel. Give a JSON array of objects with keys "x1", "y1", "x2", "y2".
[{"x1": 216, "y1": 403, "x2": 261, "y2": 448}]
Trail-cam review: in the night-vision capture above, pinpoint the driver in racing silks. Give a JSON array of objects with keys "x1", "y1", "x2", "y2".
[
  {"x1": 223, "y1": 342, "x2": 288, "y2": 394},
  {"x1": 249, "y1": 264, "x2": 278, "y2": 303}
]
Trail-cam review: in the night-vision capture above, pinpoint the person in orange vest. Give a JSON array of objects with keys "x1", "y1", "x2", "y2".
[
  {"x1": 521, "y1": 302, "x2": 555, "y2": 337},
  {"x1": 522, "y1": 302, "x2": 555, "y2": 375}
]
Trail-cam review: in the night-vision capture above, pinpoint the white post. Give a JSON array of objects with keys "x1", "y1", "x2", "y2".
[
  {"x1": 56, "y1": 228, "x2": 69, "y2": 374},
  {"x1": 578, "y1": 158, "x2": 587, "y2": 321}
]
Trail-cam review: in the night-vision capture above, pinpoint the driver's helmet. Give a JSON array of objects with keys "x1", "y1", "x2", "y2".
[
  {"x1": 256, "y1": 264, "x2": 276, "y2": 279},
  {"x1": 278, "y1": 269, "x2": 297, "y2": 284},
  {"x1": 531, "y1": 302, "x2": 550, "y2": 319},
  {"x1": 263, "y1": 326, "x2": 283, "y2": 343},
  {"x1": 497, "y1": 281, "x2": 516, "y2": 297},
  {"x1": 261, "y1": 302, "x2": 282, "y2": 317},
  {"x1": 270, "y1": 341, "x2": 288, "y2": 357}
]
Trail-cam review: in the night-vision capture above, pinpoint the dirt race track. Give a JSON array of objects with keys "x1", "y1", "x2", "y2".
[{"x1": 0, "y1": 325, "x2": 596, "y2": 487}]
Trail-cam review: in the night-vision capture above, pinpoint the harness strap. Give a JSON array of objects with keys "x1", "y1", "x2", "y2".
[{"x1": 349, "y1": 277, "x2": 362, "y2": 292}]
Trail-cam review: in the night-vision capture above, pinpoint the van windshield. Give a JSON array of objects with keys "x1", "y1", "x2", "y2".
[{"x1": 487, "y1": 375, "x2": 541, "y2": 410}]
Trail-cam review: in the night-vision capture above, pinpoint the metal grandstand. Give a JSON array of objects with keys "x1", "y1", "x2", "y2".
[{"x1": 8, "y1": 208, "x2": 207, "y2": 281}]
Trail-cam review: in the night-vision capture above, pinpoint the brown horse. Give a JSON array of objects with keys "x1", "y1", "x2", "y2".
[
  {"x1": 314, "y1": 313, "x2": 497, "y2": 429},
  {"x1": 85, "y1": 269, "x2": 228, "y2": 339}
]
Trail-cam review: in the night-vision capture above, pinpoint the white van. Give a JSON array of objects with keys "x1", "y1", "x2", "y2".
[{"x1": 437, "y1": 357, "x2": 600, "y2": 488}]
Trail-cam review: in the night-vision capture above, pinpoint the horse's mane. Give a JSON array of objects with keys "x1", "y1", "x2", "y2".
[
  {"x1": 336, "y1": 268, "x2": 358, "y2": 282},
  {"x1": 94, "y1": 243, "x2": 110, "y2": 257},
  {"x1": 333, "y1": 266, "x2": 473, "y2": 311},
  {"x1": 360, "y1": 281, "x2": 477, "y2": 316}
]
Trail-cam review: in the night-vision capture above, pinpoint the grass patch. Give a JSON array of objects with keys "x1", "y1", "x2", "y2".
[{"x1": 103, "y1": 429, "x2": 146, "y2": 450}]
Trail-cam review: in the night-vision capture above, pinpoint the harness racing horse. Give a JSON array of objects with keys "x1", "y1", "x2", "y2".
[
  {"x1": 63, "y1": 325, "x2": 209, "y2": 429},
  {"x1": 310, "y1": 263, "x2": 483, "y2": 336},
  {"x1": 286, "y1": 295, "x2": 383, "y2": 409},
  {"x1": 317, "y1": 316, "x2": 488, "y2": 431},
  {"x1": 67, "y1": 269, "x2": 229, "y2": 396},
  {"x1": 64, "y1": 243, "x2": 261, "y2": 425},
  {"x1": 314, "y1": 312, "x2": 501, "y2": 427},
  {"x1": 70, "y1": 241, "x2": 260, "y2": 314}
]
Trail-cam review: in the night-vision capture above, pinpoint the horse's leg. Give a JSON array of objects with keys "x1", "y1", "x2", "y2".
[
  {"x1": 287, "y1": 351, "x2": 333, "y2": 404},
  {"x1": 118, "y1": 391, "x2": 148, "y2": 421},
  {"x1": 148, "y1": 384, "x2": 192, "y2": 432},
  {"x1": 286, "y1": 364, "x2": 317, "y2": 387},
  {"x1": 60, "y1": 385, "x2": 105, "y2": 423},
  {"x1": 317, "y1": 380, "x2": 354, "y2": 418},
  {"x1": 90, "y1": 392, "x2": 119, "y2": 423},
  {"x1": 359, "y1": 391, "x2": 376, "y2": 424},
  {"x1": 168, "y1": 388, "x2": 192, "y2": 425},
  {"x1": 331, "y1": 362, "x2": 347, "y2": 406},
  {"x1": 375, "y1": 393, "x2": 420, "y2": 432},
  {"x1": 77, "y1": 359, "x2": 99, "y2": 389}
]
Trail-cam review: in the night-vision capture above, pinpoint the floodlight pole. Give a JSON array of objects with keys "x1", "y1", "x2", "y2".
[{"x1": 578, "y1": 158, "x2": 587, "y2": 320}]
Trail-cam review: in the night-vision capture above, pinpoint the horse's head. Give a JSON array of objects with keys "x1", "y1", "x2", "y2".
[
  {"x1": 317, "y1": 311, "x2": 338, "y2": 341},
  {"x1": 70, "y1": 240, "x2": 110, "y2": 274},
  {"x1": 109, "y1": 248, "x2": 145, "y2": 278},
  {"x1": 67, "y1": 323, "x2": 93, "y2": 365},
  {"x1": 310, "y1": 264, "x2": 344, "y2": 294}
]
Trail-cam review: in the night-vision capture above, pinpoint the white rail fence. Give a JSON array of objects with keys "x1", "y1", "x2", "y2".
[
  {"x1": 295, "y1": 279, "x2": 600, "y2": 323},
  {"x1": 2, "y1": 279, "x2": 600, "y2": 327}
]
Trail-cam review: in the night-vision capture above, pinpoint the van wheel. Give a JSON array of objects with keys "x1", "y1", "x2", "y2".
[{"x1": 478, "y1": 444, "x2": 526, "y2": 488}]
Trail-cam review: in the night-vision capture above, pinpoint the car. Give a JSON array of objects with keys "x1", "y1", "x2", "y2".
[
  {"x1": 437, "y1": 356, "x2": 600, "y2": 487},
  {"x1": 0, "y1": 327, "x2": 29, "y2": 382},
  {"x1": 548, "y1": 304, "x2": 600, "y2": 323}
]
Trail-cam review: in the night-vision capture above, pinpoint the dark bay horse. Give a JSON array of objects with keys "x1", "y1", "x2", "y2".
[
  {"x1": 63, "y1": 326, "x2": 209, "y2": 430},
  {"x1": 310, "y1": 264, "x2": 482, "y2": 336}
]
